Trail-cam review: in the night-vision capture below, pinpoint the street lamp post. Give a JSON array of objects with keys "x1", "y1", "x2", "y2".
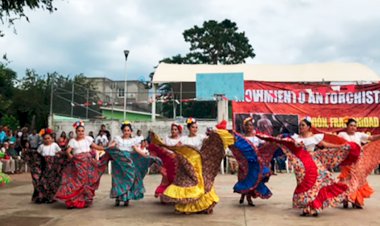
[{"x1": 123, "y1": 50, "x2": 130, "y2": 121}]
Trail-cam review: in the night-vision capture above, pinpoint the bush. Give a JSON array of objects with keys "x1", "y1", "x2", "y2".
[{"x1": 0, "y1": 114, "x2": 19, "y2": 130}]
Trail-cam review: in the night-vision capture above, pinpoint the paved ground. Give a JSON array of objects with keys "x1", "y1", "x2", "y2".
[{"x1": 1, "y1": 173, "x2": 380, "y2": 226}]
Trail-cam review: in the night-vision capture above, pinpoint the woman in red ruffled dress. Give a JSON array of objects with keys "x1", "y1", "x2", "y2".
[
  {"x1": 55, "y1": 121, "x2": 107, "y2": 209},
  {"x1": 256, "y1": 117, "x2": 360, "y2": 217},
  {"x1": 148, "y1": 123, "x2": 181, "y2": 202}
]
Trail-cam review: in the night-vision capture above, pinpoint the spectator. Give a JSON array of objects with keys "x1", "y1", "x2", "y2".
[
  {"x1": 1, "y1": 142, "x2": 15, "y2": 174},
  {"x1": 0, "y1": 126, "x2": 6, "y2": 144},
  {"x1": 7, "y1": 141, "x2": 24, "y2": 173},
  {"x1": 100, "y1": 124, "x2": 111, "y2": 141},
  {"x1": 28, "y1": 130, "x2": 41, "y2": 150},
  {"x1": 6, "y1": 129, "x2": 16, "y2": 144},
  {"x1": 20, "y1": 127, "x2": 29, "y2": 149},
  {"x1": 57, "y1": 131, "x2": 69, "y2": 149},
  {"x1": 68, "y1": 131, "x2": 74, "y2": 140},
  {"x1": 140, "y1": 139, "x2": 149, "y2": 156},
  {"x1": 95, "y1": 130, "x2": 109, "y2": 147},
  {"x1": 15, "y1": 130, "x2": 23, "y2": 155},
  {"x1": 88, "y1": 131, "x2": 95, "y2": 139},
  {"x1": 135, "y1": 129, "x2": 145, "y2": 143},
  {"x1": 226, "y1": 148, "x2": 238, "y2": 174},
  {"x1": 51, "y1": 132, "x2": 57, "y2": 142}
]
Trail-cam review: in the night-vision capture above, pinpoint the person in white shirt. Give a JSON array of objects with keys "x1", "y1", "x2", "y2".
[
  {"x1": 55, "y1": 121, "x2": 105, "y2": 209},
  {"x1": 243, "y1": 117, "x2": 264, "y2": 147},
  {"x1": 292, "y1": 117, "x2": 344, "y2": 152},
  {"x1": 135, "y1": 129, "x2": 145, "y2": 144},
  {"x1": 107, "y1": 121, "x2": 159, "y2": 207},
  {"x1": 338, "y1": 118, "x2": 380, "y2": 146},
  {"x1": 338, "y1": 118, "x2": 380, "y2": 209},
  {"x1": 164, "y1": 123, "x2": 182, "y2": 146},
  {"x1": 178, "y1": 118, "x2": 206, "y2": 151},
  {"x1": 95, "y1": 130, "x2": 109, "y2": 147},
  {"x1": 37, "y1": 135, "x2": 61, "y2": 157}
]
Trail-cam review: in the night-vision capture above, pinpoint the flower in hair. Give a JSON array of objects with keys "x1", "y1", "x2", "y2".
[
  {"x1": 122, "y1": 120, "x2": 131, "y2": 126},
  {"x1": 72, "y1": 120, "x2": 85, "y2": 129},
  {"x1": 186, "y1": 117, "x2": 196, "y2": 124},
  {"x1": 172, "y1": 122, "x2": 183, "y2": 133}
]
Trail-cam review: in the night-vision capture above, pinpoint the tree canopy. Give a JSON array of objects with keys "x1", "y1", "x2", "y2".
[
  {"x1": 161, "y1": 19, "x2": 255, "y2": 64},
  {"x1": 1, "y1": 0, "x2": 57, "y2": 61},
  {"x1": 0, "y1": 65, "x2": 98, "y2": 130}
]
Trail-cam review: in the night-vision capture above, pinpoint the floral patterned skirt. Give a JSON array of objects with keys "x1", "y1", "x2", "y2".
[
  {"x1": 256, "y1": 134, "x2": 351, "y2": 213},
  {"x1": 22, "y1": 151, "x2": 43, "y2": 202},
  {"x1": 161, "y1": 131, "x2": 229, "y2": 213}
]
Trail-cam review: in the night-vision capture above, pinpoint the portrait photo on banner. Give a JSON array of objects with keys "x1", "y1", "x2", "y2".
[{"x1": 234, "y1": 113, "x2": 299, "y2": 136}]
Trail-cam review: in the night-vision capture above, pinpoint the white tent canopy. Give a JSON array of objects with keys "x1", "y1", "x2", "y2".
[{"x1": 153, "y1": 62, "x2": 379, "y2": 83}]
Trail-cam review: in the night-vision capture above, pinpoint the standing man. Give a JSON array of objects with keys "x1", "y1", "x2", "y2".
[
  {"x1": 28, "y1": 130, "x2": 41, "y2": 151},
  {"x1": 100, "y1": 124, "x2": 111, "y2": 141}
]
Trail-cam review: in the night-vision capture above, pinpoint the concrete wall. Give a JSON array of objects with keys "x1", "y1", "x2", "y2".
[{"x1": 53, "y1": 119, "x2": 231, "y2": 139}]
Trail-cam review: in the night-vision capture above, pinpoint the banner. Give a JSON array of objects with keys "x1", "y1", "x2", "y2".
[{"x1": 232, "y1": 81, "x2": 380, "y2": 135}]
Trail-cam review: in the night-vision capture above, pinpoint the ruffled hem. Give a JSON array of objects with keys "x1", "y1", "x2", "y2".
[
  {"x1": 163, "y1": 184, "x2": 204, "y2": 200},
  {"x1": 308, "y1": 183, "x2": 348, "y2": 213},
  {"x1": 348, "y1": 183, "x2": 374, "y2": 206},
  {"x1": 57, "y1": 186, "x2": 96, "y2": 208},
  {"x1": 232, "y1": 133, "x2": 264, "y2": 194},
  {"x1": 250, "y1": 181, "x2": 273, "y2": 199},
  {"x1": 174, "y1": 187, "x2": 219, "y2": 213},
  {"x1": 155, "y1": 185, "x2": 168, "y2": 197}
]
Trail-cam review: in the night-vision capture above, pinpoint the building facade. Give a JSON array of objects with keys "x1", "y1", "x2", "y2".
[{"x1": 85, "y1": 77, "x2": 150, "y2": 112}]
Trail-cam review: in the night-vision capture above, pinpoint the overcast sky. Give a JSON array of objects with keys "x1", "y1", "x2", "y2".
[{"x1": 1, "y1": 0, "x2": 379, "y2": 81}]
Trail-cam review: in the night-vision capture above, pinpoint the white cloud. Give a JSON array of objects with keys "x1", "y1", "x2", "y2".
[{"x1": 0, "y1": 0, "x2": 379, "y2": 80}]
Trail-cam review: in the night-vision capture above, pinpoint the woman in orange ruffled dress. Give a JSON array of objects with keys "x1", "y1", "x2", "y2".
[{"x1": 338, "y1": 118, "x2": 380, "y2": 209}]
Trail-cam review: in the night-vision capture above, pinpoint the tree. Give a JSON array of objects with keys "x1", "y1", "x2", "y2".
[
  {"x1": 7, "y1": 69, "x2": 99, "y2": 129},
  {"x1": 0, "y1": 64, "x2": 16, "y2": 117},
  {"x1": 183, "y1": 19, "x2": 255, "y2": 64},
  {"x1": 0, "y1": 0, "x2": 56, "y2": 36},
  {"x1": 161, "y1": 19, "x2": 255, "y2": 65},
  {"x1": 1, "y1": 0, "x2": 57, "y2": 61},
  {"x1": 0, "y1": 114, "x2": 19, "y2": 130}
]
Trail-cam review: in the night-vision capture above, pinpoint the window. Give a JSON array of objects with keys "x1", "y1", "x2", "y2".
[{"x1": 118, "y1": 88, "x2": 125, "y2": 97}]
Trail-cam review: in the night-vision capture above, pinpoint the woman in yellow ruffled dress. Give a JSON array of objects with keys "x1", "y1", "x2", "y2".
[{"x1": 151, "y1": 118, "x2": 233, "y2": 214}]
